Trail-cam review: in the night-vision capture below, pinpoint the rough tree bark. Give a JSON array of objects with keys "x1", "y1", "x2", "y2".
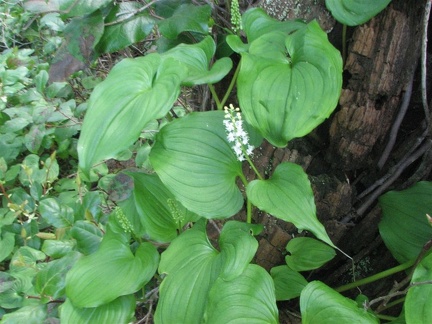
[{"x1": 232, "y1": 0, "x2": 431, "y2": 321}]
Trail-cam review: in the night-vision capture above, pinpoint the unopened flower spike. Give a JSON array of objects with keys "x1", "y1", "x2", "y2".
[
  {"x1": 230, "y1": 0, "x2": 242, "y2": 34},
  {"x1": 224, "y1": 104, "x2": 254, "y2": 161}
]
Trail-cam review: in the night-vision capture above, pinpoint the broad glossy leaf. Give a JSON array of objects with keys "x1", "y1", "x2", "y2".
[
  {"x1": 35, "y1": 252, "x2": 81, "y2": 302},
  {"x1": 41, "y1": 240, "x2": 75, "y2": 259},
  {"x1": 162, "y1": 36, "x2": 232, "y2": 86},
  {"x1": 9, "y1": 246, "x2": 46, "y2": 275},
  {"x1": 237, "y1": 21, "x2": 342, "y2": 147},
  {"x1": 271, "y1": 265, "x2": 308, "y2": 301},
  {"x1": 60, "y1": 295, "x2": 135, "y2": 324},
  {"x1": 406, "y1": 253, "x2": 432, "y2": 323},
  {"x1": 0, "y1": 272, "x2": 17, "y2": 308},
  {"x1": 97, "y1": 2, "x2": 155, "y2": 53},
  {"x1": 107, "y1": 172, "x2": 134, "y2": 202},
  {"x1": 24, "y1": 124, "x2": 45, "y2": 153},
  {"x1": 217, "y1": 221, "x2": 262, "y2": 280},
  {"x1": 120, "y1": 171, "x2": 200, "y2": 243},
  {"x1": 0, "y1": 304, "x2": 47, "y2": 324},
  {"x1": 285, "y1": 237, "x2": 336, "y2": 271},
  {"x1": 78, "y1": 54, "x2": 186, "y2": 175},
  {"x1": 300, "y1": 281, "x2": 379, "y2": 323},
  {"x1": 155, "y1": 220, "x2": 262, "y2": 323},
  {"x1": 39, "y1": 198, "x2": 74, "y2": 228},
  {"x1": 63, "y1": 10, "x2": 104, "y2": 62},
  {"x1": 247, "y1": 162, "x2": 334, "y2": 247},
  {"x1": 150, "y1": 111, "x2": 244, "y2": 218},
  {"x1": 204, "y1": 264, "x2": 278, "y2": 323},
  {"x1": 69, "y1": 220, "x2": 103, "y2": 255},
  {"x1": 66, "y1": 218, "x2": 159, "y2": 307},
  {"x1": 379, "y1": 181, "x2": 432, "y2": 264},
  {"x1": 157, "y1": 3, "x2": 211, "y2": 39},
  {"x1": 0, "y1": 272, "x2": 33, "y2": 309},
  {"x1": 226, "y1": 8, "x2": 305, "y2": 58},
  {"x1": 242, "y1": 8, "x2": 305, "y2": 43},
  {"x1": 24, "y1": 0, "x2": 112, "y2": 18},
  {"x1": 0, "y1": 133, "x2": 22, "y2": 164},
  {"x1": 78, "y1": 190, "x2": 103, "y2": 222},
  {"x1": 326, "y1": 0, "x2": 392, "y2": 26},
  {"x1": 0, "y1": 231, "x2": 14, "y2": 262}
]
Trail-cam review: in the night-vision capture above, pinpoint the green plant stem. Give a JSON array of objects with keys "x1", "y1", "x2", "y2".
[
  {"x1": 220, "y1": 62, "x2": 241, "y2": 108},
  {"x1": 238, "y1": 172, "x2": 253, "y2": 224},
  {"x1": 244, "y1": 154, "x2": 263, "y2": 180},
  {"x1": 165, "y1": 112, "x2": 173, "y2": 122},
  {"x1": 208, "y1": 62, "x2": 241, "y2": 110},
  {"x1": 335, "y1": 258, "x2": 415, "y2": 293},
  {"x1": 246, "y1": 199, "x2": 252, "y2": 224},
  {"x1": 376, "y1": 314, "x2": 397, "y2": 321},
  {"x1": 342, "y1": 24, "x2": 347, "y2": 65},
  {"x1": 208, "y1": 84, "x2": 222, "y2": 110}
]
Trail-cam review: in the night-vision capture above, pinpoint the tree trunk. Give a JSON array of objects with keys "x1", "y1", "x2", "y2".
[{"x1": 244, "y1": 0, "x2": 432, "y2": 320}]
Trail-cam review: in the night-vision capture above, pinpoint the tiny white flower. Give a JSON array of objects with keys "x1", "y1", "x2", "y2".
[
  {"x1": 246, "y1": 145, "x2": 254, "y2": 155},
  {"x1": 223, "y1": 104, "x2": 254, "y2": 162},
  {"x1": 227, "y1": 132, "x2": 236, "y2": 142}
]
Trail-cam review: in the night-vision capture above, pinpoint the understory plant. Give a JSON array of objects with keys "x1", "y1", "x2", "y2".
[{"x1": 1, "y1": 0, "x2": 431, "y2": 323}]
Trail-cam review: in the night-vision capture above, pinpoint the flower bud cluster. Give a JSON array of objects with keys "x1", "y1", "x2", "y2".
[
  {"x1": 115, "y1": 206, "x2": 134, "y2": 233},
  {"x1": 230, "y1": 0, "x2": 242, "y2": 34},
  {"x1": 223, "y1": 104, "x2": 254, "y2": 162}
]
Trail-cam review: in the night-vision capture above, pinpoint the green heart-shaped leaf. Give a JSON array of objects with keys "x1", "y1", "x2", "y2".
[
  {"x1": 35, "y1": 252, "x2": 81, "y2": 302},
  {"x1": 379, "y1": 181, "x2": 432, "y2": 264},
  {"x1": 162, "y1": 36, "x2": 232, "y2": 86},
  {"x1": 300, "y1": 281, "x2": 379, "y2": 323},
  {"x1": 96, "y1": 2, "x2": 155, "y2": 53},
  {"x1": 66, "y1": 218, "x2": 159, "y2": 307},
  {"x1": 237, "y1": 20, "x2": 342, "y2": 147},
  {"x1": 242, "y1": 8, "x2": 305, "y2": 43},
  {"x1": 119, "y1": 171, "x2": 200, "y2": 243},
  {"x1": 226, "y1": 8, "x2": 304, "y2": 54},
  {"x1": 325, "y1": 0, "x2": 391, "y2": 26},
  {"x1": 285, "y1": 237, "x2": 336, "y2": 271},
  {"x1": 60, "y1": 295, "x2": 135, "y2": 324},
  {"x1": 157, "y1": 3, "x2": 211, "y2": 39},
  {"x1": 150, "y1": 111, "x2": 245, "y2": 218},
  {"x1": 405, "y1": 253, "x2": 432, "y2": 323},
  {"x1": 247, "y1": 162, "x2": 334, "y2": 247},
  {"x1": 271, "y1": 265, "x2": 308, "y2": 301},
  {"x1": 204, "y1": 264, "x2": 279, "y2": 323},
  {"x1": 78, "y1": 54, "x2": 187, "y2": 175},
  {"x1": 154, "y1": 220, "x2": 263, "y2": 323},
  {"x1": 69, "y1": 220, "x2": 103, "y2": 255}
]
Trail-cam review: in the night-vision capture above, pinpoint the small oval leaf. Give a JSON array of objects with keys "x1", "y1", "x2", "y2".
[
  {"x1": 66, "y1": 219, "x2": 159, "y2": 307},
  {"x1": 405, "y1": 253, "x2": 432, "y2": 323},
  {"x1": 285, "y1": 237, "x2": 336, "y2": 271},
  {"x1": 379, "y1": 181, "x2": 432, "y2": 264},
  {"x1": 325, "y1": 0, "x2": 391, "y2": 26},
  {"x1": 205, "y1": 264, "x2": 279, "y2": 323},
  {"x1": 300, "y1": 281, "x2": 379, "y2": 323},
  {"x1": 247, "y1": 162, "x2": 334, "y2": 247},
  {"x1": 271, "y1": 265, "x2": 308, "y2": 301}
]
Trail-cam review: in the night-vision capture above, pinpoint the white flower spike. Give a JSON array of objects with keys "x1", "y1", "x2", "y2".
[{"x1": 223, "y1": 104, "x2": 254, "y2": 162}]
